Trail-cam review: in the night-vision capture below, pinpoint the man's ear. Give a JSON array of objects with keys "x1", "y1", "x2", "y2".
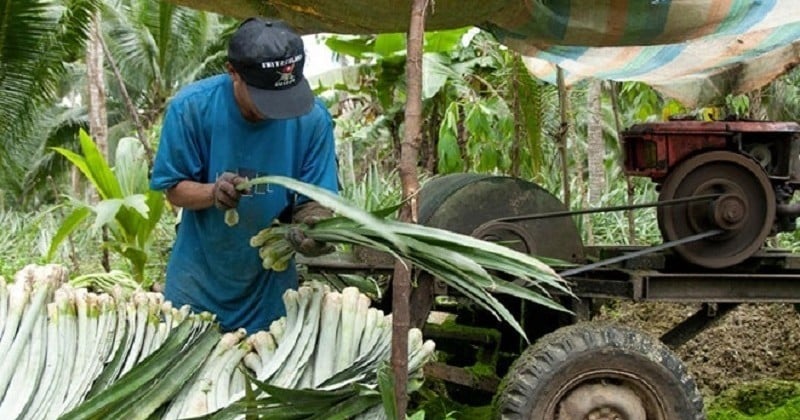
[{"x1": 225, "y1": 62, "x2": 236, "y2": 76}]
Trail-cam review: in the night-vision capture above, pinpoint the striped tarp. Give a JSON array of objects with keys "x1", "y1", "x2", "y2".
[
  {"x1": 172, "y1": 0, "x2": 800, "y2": 106},
  {"x1": 489, "y1": 0, "x2": 800, "y2": 106}
]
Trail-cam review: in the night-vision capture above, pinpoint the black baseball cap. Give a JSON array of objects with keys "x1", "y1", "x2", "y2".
[{"x1": 228, "y1": 18, "x2": 314, "y2": 119}]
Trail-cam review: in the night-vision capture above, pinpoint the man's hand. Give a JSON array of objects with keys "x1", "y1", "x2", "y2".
[
  {"x1": 285, "y1": 227, "x2": 335, "y2": 257},
  {"x1": 213, "y1": 172, "x2": 248, "y2": 210},
  {"x1": 285, "y1": 201, "x2": 334, "y2": 257}
]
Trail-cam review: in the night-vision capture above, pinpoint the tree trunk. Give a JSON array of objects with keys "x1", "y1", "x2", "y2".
[
  {"x1": 586, "y1": 79, "x2": 605, "y2": 205},
  {"x1": 99, "y1": 34, "x2": 154, "y2": 165},
  {"x1": 87, "y1": 12, "x2": 108, "y2": 161},
  {"x1": 86, "y1": 12, "x2": 110, "y2": 272},
  {"x1": 609, "y1": 82, "x2": 637, "y2": 245},
  {"x1": 424, "y1": 99, "x2": 440, "y2": 174},
  {"x1": 747, "y1": 88, "x2": 767, "y2": 120},
  {"x1": 392, "y1": 0, "x2": 428, "y2": 417},
  {"x1": 456, "y1": 107, "x2": 469, "y2": 172},
  {"x1": 556, "y1": 67, "x2": 570, "y2": 207},
  {"x1": 510, "y1": 66, "x2": 522, "y2": 177}
]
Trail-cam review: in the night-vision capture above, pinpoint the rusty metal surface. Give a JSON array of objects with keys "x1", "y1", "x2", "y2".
[
  {"x1": 301, "y1": 247, "x2": 800, "y2": 304},
  {"x1": 622, "y1": 120, "x2": 800, "y2": 179},
  {"x1": 561, "y1": 266, "x2": 800, "y2": 303},
  {"x1": 624, "y1": 120, "x2": 800, "y2": 135},
  {"x1": 624, "y1": 133, "x2": 727, "y2": 179},
  {"x1": 641, "y1": 272, "x2": 800, "y2": 302},
  {"x1": 657, "y1": 151, "x2": 775, "y2": 268}
]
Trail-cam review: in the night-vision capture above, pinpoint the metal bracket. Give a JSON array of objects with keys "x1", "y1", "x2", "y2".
[{"x1": 660, "y1": 302, "x2": 739, "y2": 349}]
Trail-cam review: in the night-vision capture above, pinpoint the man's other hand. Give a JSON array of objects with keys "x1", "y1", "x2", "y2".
[
  {"x1": 286, "y1": 201, "x2": 335, "y2": 257},
  {"x1": 285, "y1": 227, "x2": 335, "y2": 257}
]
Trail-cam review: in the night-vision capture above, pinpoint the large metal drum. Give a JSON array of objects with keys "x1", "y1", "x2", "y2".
[{"x1": 419, "y1": 174, "x2": 584, "y2": 264}]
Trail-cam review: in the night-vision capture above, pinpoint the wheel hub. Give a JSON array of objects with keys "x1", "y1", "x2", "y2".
[
  {"x1": 586, "y1": 407, "x2": 626, "y2": 420},
  {"x1": 557, "y1": 383, "x2": 646, "y2": 420},
  {"x1": 713, "y1": 193, "x2": 748, "y2": 231},
  {"x1": 471, "y1": 221, "x2": 537, "y2": 255}
]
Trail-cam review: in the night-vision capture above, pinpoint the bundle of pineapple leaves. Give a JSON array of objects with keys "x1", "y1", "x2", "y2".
[{"x1": 239, "y1": 176, "x2": 572, "y2": 343}]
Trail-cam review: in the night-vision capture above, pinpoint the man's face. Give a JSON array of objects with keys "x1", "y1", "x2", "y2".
[{"x1": 226, "y1": 62, "x2": 265, "y2": 122}]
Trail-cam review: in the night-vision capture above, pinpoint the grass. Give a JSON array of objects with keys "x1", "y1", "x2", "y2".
[
  {"x1": 0, "y1": 207, "x2": 61, "y2": 278},
  {"x1": 0, "y1": 205, "x2": 177, "y2": 285},
  {"x1": 707, "y1": 380, "x2": 800, "y2": 419}
]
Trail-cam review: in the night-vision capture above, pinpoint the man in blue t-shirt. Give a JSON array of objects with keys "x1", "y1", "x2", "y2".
[{"x1": 149, "y1": 17, "x2": 339, "y2": 333}]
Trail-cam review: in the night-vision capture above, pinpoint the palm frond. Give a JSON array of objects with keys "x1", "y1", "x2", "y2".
[
  {"x1": 19, "y1": 105, "x2": 88, "y2": 204},
  {"x1": 0, "y1": 0, "x2": 98, "y2": 140}
]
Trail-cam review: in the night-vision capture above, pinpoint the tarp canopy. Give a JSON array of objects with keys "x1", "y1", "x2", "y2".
[{"x1": 171, "y1": 0, "x2": 800, "y2": 106}]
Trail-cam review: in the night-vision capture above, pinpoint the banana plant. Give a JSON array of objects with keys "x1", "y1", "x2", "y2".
[
  {"x1": 47, "y1": 129, "x2": 165, "y2": 287},
  {"x1": 320, "y1": 29, "x2": 555, "y2": 182}
]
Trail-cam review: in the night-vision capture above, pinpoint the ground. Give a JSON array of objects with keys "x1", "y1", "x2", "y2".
[{"x1": 595, "y1": 301, "x2": 800, "y2": 399}]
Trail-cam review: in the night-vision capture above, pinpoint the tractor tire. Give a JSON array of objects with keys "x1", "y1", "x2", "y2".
[{"x1": 494, "y1": 323, "x2": 705, "y2": 420}]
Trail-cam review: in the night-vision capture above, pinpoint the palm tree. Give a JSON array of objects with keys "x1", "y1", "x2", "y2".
[
  {"x1": 0, "y1": 0, "x2": 99, "y2": 205},
  {"x1": 100, "y1": 0, "x2": 233, "y2": 131},
  {"x1": 0, "y1": 0, "x2": 233, "y2": 208}
]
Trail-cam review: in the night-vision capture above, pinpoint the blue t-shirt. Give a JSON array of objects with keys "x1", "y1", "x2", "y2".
[{"x1": 150, "y1": 74, "x2": 338, "y2": 333}]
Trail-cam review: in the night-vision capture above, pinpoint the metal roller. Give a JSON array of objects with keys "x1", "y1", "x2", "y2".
[{"x1": 418, "y1": 174, "x2": 584, "y2": 264}]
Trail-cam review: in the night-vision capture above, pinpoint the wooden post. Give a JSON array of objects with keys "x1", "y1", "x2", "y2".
[{"x1": 392, "y1": 0, "x2": 428, "y2": 416}]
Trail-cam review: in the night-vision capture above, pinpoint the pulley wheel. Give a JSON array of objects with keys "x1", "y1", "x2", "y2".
[
  {"x1": 657, "y1": 151, "x2": 775, "y2": 268},
  {"x1": 419, "y1": 174, "x2": 584, "y2": 263}
]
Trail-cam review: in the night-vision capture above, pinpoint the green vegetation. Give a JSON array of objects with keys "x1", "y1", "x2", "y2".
[
  {"x1": 707, "y1": 380, "x2": 800, "y2": 419},
  {"x1": 49, "y1": 130, "x2": 164, "y2": 286}
]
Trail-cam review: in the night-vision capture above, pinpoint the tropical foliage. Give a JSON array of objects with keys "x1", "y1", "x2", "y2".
[
  {"x1": 48, "y1": 130, "x2": 164, "y2": 286},
  {"x1": 0, "y1": 0, "x2": 234, "y2": 209},
  {"x1": 318, "y1": 29, "x2": 556, "y2": 183},
  {"x1": 0, "y1": 0, "x2": 99, "y2": 204}
]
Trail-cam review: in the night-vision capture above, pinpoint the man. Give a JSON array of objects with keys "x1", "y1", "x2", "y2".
[{"x1": 150, "y1": 17, "x2": 338, "y2": 333}]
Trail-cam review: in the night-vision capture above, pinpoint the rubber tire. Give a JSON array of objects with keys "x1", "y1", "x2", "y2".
[{"x1": 494, "y1": 323, "x2": 705, "y2": 420}]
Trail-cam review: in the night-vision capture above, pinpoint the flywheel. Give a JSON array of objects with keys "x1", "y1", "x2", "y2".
[
  {"x1": 418, "y1": 174, "x2": 584, "y2": 264},
  {"x1": 657, "y1": 151, "x2": 775, "y2": 268}
]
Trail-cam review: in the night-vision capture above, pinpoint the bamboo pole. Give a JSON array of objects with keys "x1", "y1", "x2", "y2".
[{"x1": 392, "y1": 0, "x2": 428, "y2": 416}]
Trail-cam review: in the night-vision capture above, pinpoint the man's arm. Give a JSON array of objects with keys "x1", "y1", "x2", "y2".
[
  {"x1": 166, "y1": 173, "x2": 249, "y2": 211},
  {"x1": 166, "y1": 180, "x2": 214, "y2": 210}
]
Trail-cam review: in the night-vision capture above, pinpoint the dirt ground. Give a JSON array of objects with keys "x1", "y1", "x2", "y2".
[{"x1": 595, "y1": 301, "x2": 800, "y2": 398}]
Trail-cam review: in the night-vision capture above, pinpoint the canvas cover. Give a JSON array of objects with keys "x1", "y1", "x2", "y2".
[
  {"x1": 172, "y1": 0, "x2": 800, "y2": 106},
  {"x1": 510, "y1": 1, "x2": 800, "y2": 106}
]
